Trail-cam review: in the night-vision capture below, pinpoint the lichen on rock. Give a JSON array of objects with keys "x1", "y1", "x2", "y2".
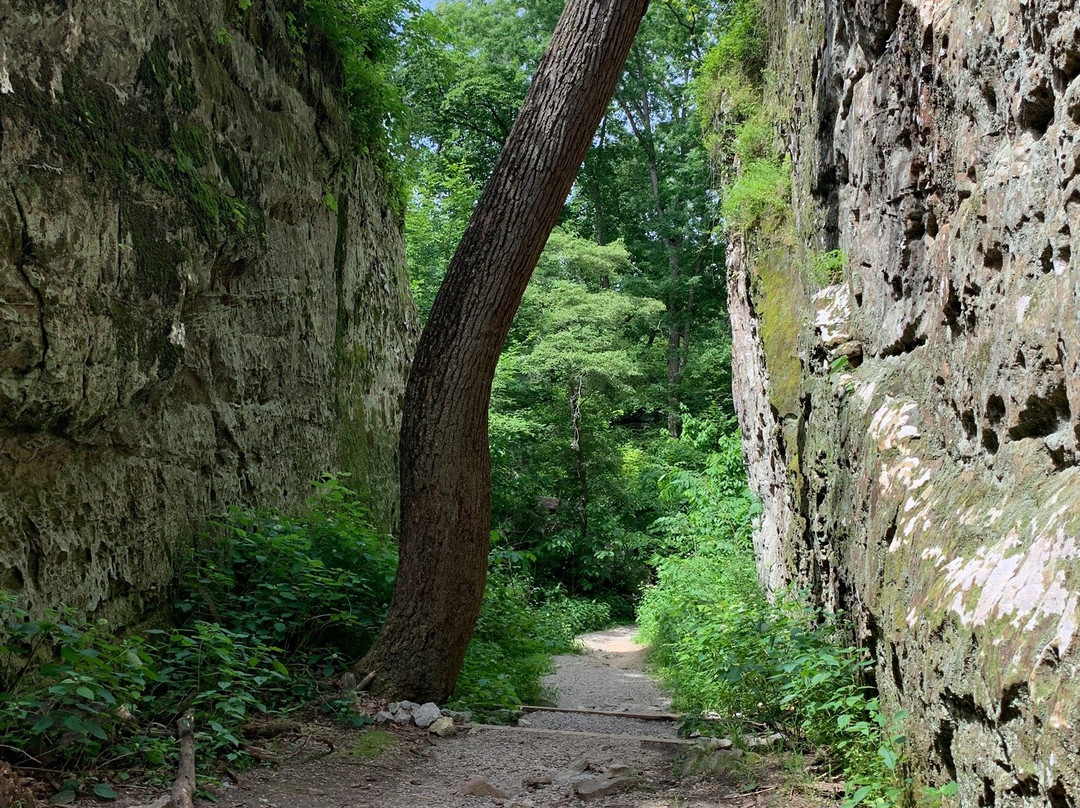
[
  {"x1": 0, "y1": 0, "x2": 418, "y2": 626},
  {"x1": 726, "y1": 0, "x2": 1080, "y2": 801}
]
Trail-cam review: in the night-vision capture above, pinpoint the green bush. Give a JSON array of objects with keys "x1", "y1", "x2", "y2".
[
  {"x1": 452, "y1": 572, "x2": 552, "y2": 708},
  {"x1": 0, "y1": 477, "x2": 397, "y2": 797},
  {"x1": 534, "y1": 589, "x2": 613, "y2": 653},
  {"x1": 720, "y1": 156, "x2": 791, "y2": 233},
  {"x1": 807, "y1": 248, "x2": 847, "y2": 287},
  {"x1": 641, "y1": 560, "x2": 909, "y2": 805},
  {"x1": 183, "y1": 475, "x2": 397, "y2": 668},
  {"x1": 639, "y1": 436, "x2": 909, "y2": 806},
  {"x1": 0, "y1": 598, "x2": 161, "y2": 780}
]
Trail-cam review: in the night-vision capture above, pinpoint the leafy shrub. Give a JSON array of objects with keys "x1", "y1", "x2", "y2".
[
  {"x1": 534, "y1": 589, "x2": 613, "y2": 653},
  {"x1": 452, "y1": 572, "x2": 552, "y2": 708},
  {"x1": 640, "y1": 553, "x2": 909, "y2": 806},
  {"x1": 183, "y1": 475, "x2": 397, "y2": 668},
  {"x1": 808, "y1": 249, "x2": 847, "y2": 287},
  {"x1": 640, "y1": 437, "x2": 909, "y2": 806},
  {"x1": 0, "y1": 598, "x2": 159, "y2": 778},
  {"x1": 652, "y1": 430, "x2": 759, "y2": 558},
  {"x1": 720, "y1": 156, "x2": 791, "y2": 233},
  {"x1": 451, "y1": 566, "x2": 616, "y2": 710},
  {"x1": 0, "y1": 477, "x2": 397, "y2": 796}
]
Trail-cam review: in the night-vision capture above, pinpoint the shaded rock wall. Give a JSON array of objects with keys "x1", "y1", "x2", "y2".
[
  {"x1": 733, "y1": 0, "x2": 1080, "y2": 801},
  {"x1": 0, "y1": 0, "x2": 418, "y2": 625}
]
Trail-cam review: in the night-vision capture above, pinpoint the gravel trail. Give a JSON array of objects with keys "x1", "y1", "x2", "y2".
[{"x1": 118, "y1": 626, "x2": 828, "y2": 808}]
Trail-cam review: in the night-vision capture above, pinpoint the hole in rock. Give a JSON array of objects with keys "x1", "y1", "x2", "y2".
[
  {"x1": 1019, "y1": 82, "x2": 1055, "y2": 135},
  {"x1": 934, "y1": 719, "x2": 957, "y2": 781},
  {"x1": 1040, "y1": 242, "x2": 1054, "y2": 274},
  {"x1": 962, "y1": 409, "x2": 978, "y2": 439},
  {"x1": 1008, "y1": 381, "x2": 1070, "y2": 441},
  {"x1": 1047, "y1": 780, "x2": 1074, "y2": 808}
]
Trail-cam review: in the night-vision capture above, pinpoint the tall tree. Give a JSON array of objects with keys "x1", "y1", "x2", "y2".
[{"x1": 360, "y1": 0, "x2": 650, "y2": 702}]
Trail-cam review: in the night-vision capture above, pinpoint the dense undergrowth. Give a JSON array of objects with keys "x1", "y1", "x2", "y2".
[
  {"x1": 636, "y1": 438, "x2": 923, "y2": 806},
  {"x1": 0, "y1": 477, "x2": 610, "y2": 801}
]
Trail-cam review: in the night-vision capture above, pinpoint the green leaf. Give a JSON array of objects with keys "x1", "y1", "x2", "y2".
[
  {"x1": 879, "y1": 745, "x2": 898, "y2": 770},
  {"x1": 76, "y1": 685, "x2": 96, "y2": 700},
  {"x1": 845, "y1": 785, "x2": 872, "y2": 807},
  {"x1": 31, "y1": 715, "x2": 56, "y2": 733},
  {"x1": 93, "y1": 783, "x2": 119, "y2": 800},
  {"x1": 50, "y1": 791, "x2": 77, "y2": 805},
  {"x1": 939, "y1": 782, "x2": 959, "y2": 796}
]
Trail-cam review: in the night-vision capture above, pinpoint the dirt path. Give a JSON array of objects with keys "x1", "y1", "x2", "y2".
[{"x1": 169, "y1": 627, "x2": 829, "y2": 808}]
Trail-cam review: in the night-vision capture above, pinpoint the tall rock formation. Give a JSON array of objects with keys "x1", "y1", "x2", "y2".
[
  {"x1": 0, "y1": 0, "x2": 418, "y2": 625},
  {"x1": 731, "y1": 0, "x2": 1080, "y2": 801}
]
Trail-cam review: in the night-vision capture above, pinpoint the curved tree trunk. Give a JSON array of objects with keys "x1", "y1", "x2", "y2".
[{"x1": 359, "y1": 0, "x2": 650, "y2": 702}]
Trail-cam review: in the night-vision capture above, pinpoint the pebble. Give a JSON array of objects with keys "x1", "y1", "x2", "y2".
[{"x1": 463, "y1": 776, "x2": 509, "y2": 799}]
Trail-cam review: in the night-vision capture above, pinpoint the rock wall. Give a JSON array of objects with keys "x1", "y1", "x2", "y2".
[
  {"x1": 0, "y1": 0, "x2": 418, "y2": 626},
  {"x1": 732, "y1": 0, "x2": 1080, "y2": 801}
]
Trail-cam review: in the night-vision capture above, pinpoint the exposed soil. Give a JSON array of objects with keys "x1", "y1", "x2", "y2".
[{"x1": 77, "y1": 628, "x2": 834, "y2": 808}]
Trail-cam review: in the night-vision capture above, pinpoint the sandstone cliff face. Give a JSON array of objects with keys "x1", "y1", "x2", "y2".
[
  {"x1": 0, "y1": 0, "x2": 418, "y2": 625},
  {"x1": 733, "y1": 0, "x2": 1080, "y2": 801}
]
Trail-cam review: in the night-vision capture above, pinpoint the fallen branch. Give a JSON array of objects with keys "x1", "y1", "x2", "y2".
[
  {"x1": 357, "y1": 671, "x2": 376, "y2": 691},
  {"x1": 242, "y1": 745, "x2": 280, "y2": 763},
  {"x1": 129, "y1": 716, "x2": 196, "y2": 808},
  {"x1": 171, "y1": 716, "x2": 196, "y2": 808}
]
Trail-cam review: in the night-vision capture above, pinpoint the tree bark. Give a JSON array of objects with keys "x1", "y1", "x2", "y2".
[
  {"x1": 569, "y1": 376, "x2": 588, "y2": 546},
  {"x1": 358, "y1": 0, "x2": 650, "y2": 703}
]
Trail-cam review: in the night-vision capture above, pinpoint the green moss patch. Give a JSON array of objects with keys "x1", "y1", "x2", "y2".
[{"x1": 349, "y1": 729, "x2": 397, "y2": 759}]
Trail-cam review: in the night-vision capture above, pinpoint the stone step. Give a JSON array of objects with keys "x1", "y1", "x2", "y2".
[
  {"x1": 466, "y1": 723, "x2": 698, "y2": 747},
  {"x1": 520, "y1": 705, "x2": 682, "y2": 721}
]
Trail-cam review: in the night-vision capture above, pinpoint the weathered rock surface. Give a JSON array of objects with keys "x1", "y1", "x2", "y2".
[
  {"x1": 461, "y1": 776, "x2": 509, "y2": 800},
  {"x1": 0, "y1": 0, "x2": 417, "y2": 625},
  {"x1": 733, "y1": 0, "x2": 1080, "y2": 801},
  {"x1": 735, "y1": 0, "x2": 1080, "y2": 802},
  {"x1": 428, "y1": 716, "x2": 456, "y2": 737},
  {"x1": 412, "y1": 702, "x2": 442, "y2": 729}
]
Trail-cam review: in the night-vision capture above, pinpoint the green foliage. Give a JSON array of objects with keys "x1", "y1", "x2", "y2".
[
  {"x1": 303, "y1": 0, "x2": 422, "y2": 195},
  {"x1": 183, "y1": 475, "x2": 397, "y2": 667},
  {"x1": 0, "y1": 597, "x2": 161, "y2": 780},
  {"x1": 452, "y1": 542, "x2": 615, "y2": 711},
  {"x1": 720, "y1": 156, "x2": 791, "y2": 233},
  {"x1": 700, "y1": 0, "x2": 766, "y2": 83},
  {"x1": 697, "y1": 0, "x2": 766, "y2": 130},
  {"x1": 452, "y1": 572, "x2": 553, "y2": 708},
  {"x1": 534, "y1": 590, "x2": 613, "y2": 653},
  {"x1": 640, "y1": 464, "x2": 911, "y2": 808},
  {"x1": 0, "y1": 478, "x2": 396, "y2": 797},
  {"x1": 808, "y1": 248, "x2": 847, "y2": 287},
  {"x1": 404, "y1": 156, "x2": 480, "y2": 318},
  {"x1": 652, "y1": 427, "x2": 759, "y2": 557}
]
